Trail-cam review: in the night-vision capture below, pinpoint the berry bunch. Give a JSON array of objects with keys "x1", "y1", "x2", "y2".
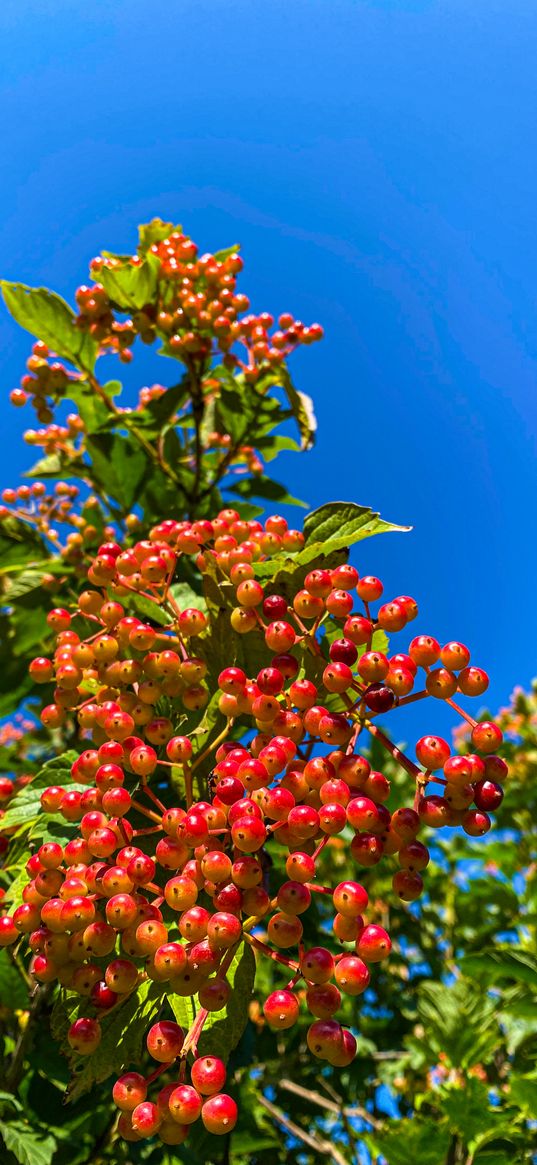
[
  {"x1": 10, "y1": 341, "x2": 83, "y2": 423},
  {"x1": 73, "y1": 227, "x2": 323, "y2": 379},
  {"x1": 0, "y1": 506, "x2": 507, "y2": 1144},
  {"x1": 22, "y1": 411, "x2": 85, "y2": 456}
]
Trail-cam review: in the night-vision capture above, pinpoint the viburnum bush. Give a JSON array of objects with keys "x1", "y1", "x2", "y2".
[{"x1": 0, "y1": 219, "x2": 527, "y2": 1165}]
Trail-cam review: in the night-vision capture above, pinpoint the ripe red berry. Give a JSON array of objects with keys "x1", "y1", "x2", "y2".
[
  {"x1": 201, "y1": 1093, "x2": 238, "y2": 1135},
  {"x1": 113, "y1": 1072, "x2": 147, "y2": 1112},
  {"x1": 263, "y1": 989, "x2": 299, "y2": 1028},
  {"x1": 168, "y1": 1084, "x2": 203, "y2": 1124},
  {"x1": 356, "y1": 924, "x2": 392, "y2": 962},
  {"x1": 191, "y1": 1056, "x2": 227, "y2": 1096},
  {"x1": 146, "y1": 1020, "x2": 184, "y2": 1062},
  {"x1": 335, "y1": 955, "x2": 370, "y2": 995}
]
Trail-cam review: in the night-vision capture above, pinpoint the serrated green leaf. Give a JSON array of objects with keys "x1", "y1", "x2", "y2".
[
  {"x1": 53, "y1": 979, "x2": 167, "y2": 1101},
  {"x1": 97, "y1": 256, "x2": 159, "y2": 311},
  {"x1": 0, "y1": 950, "x2": 30, "y2": 1008},
  {"x1": 196, "y1": 943, "x2": 256, "y2": 1062},
  {"x1": 302, "y1": 500, "x2": 409, "y2": 559},
  {"x1": 228, "y1": 475, "x2": 307, "y2": 508},
  {"x1": 84, "y1": 431, "x2": 149, "y2": 511},
  {"x1": 1, "y1": 282, "x2": 96, "y2": 372},
  {"x1": 0, "y1": 1119, "x2": 56, "y2": 1165},
  {"x1": 0, "y1": 753, "x2": 79, "y2": 830}
]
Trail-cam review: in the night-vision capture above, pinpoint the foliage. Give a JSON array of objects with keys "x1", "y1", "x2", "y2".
[{"x1": 0, "y1": 221, "x2": 533, "y2": 1165}]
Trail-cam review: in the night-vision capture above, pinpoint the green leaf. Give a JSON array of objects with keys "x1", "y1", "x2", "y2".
[
  {"x1": 196, "y1": 943, "x2": 256, "y2": 1063},
  {"x1": 212, "y1": 245, "x2": 240, "y2": 264},
  {"x1": 508, "y1": 1070, "x2": 537, "y2": 1118},
  {"x1": 459, "y1": 948, "x2": 537, "y2": 990},
  {"x1": 0, "y1": 753, "x2": 79, "y2": 830},
  {"x1": 228, "y1": 474, "x2": 307, "y2": 508},
  {"x1": 416, "y1": 979, "x2": 499, "y2": 1070},
  {"x1": 0, "y1": 517, "x2": 49, "y2": 574},
  {"x1": 256, "y1": 435, "x2": 301, "y2": 463},
  {"x1": 128, "y1": 579, "x2": 207, "y2": 628},
  {"x1": 84, "y1": 431, "x2": 149, "y2": 511},
  {"x1": 0, "y1": 1120, "x2": 56, "y2": 1165},
  {"x1": 277, "y1": 368, "x2": 317, "y2": 450},
  {"x1": 97, "y1": 256, "x2": 159, "y2": 311},
  {"x1": 0, "y1": 949, "x2": 30, "y2": 1008},
  {"x1": 52, "y1": 979, "x2": 167, "y2": 1101},
  {"x1": 303, "y1": 500, "x2": 410, "y2": 556},
  {"x1": 127, "y1": 379, "x2": 189, "y2": 438},
  {"x1": 366, "y1": 1118, "x2": 451, "y2": 1165},
  {"x1": 25, "y1": 453, "x2": 65, "y2": 479},
  {"x1": 138, "y1": 218, "x2": 180, "y2": 252},
  {"x1": 1, "y1": 282, "x2": 96, "y2": 372},
  {"x1": 439, "y1": 1077, "x2": 505, "y2": 1144},
  {"x1": 66, "y1": 379, "x2": 121, "y2": 432}
]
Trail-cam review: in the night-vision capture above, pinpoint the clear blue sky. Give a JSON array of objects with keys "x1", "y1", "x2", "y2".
[{"x1": 0, "y1": 0, "x2": 536, "y2": 742}]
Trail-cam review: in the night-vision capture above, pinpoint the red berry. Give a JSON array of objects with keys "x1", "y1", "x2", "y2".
[
  {"x1": 263, "y1": 989, "x2": 299, "y2": 1029},
  {"x1": 201, "y1": 1093, "x2": 238, "y2": 1135}
]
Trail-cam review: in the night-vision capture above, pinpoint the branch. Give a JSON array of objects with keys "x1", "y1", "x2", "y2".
[
  {"x1": 3, "y1": 983, "x2": 52, "y2": 1093},
  {"x1": 280, "y1": 1077, "x2": 382, "y2": 1132},
  {"x1": 258, "y1": 1095, "x2": 351, "y2": 1165}
]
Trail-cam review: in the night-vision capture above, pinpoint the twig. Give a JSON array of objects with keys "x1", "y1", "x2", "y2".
[
  {"x1": 258, "y1": 1095, "x2": 351, "y2": 1165},
  {"x1": 279, "y1": 1078, "x2": 382, "y2": 1132},
  {"x1": 4, "y1": 983, "x2": 52, "y2": 1092}
]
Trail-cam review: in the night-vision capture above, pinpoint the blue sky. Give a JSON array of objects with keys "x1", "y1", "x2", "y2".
[{"x1": 0, "y1": 0, "x2": 536, "y2": 743}]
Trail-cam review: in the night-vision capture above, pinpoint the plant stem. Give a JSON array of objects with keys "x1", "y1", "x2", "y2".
[{"x1": 4, "y1": 983, "x2": 52, "y2": 1092}]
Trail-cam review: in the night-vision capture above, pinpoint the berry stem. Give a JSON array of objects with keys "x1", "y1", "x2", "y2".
[
  {"x1": 139, "y1": 780, "x2": 167, "y2": 814},
  {"x1": 130, "y1": 798, "x2": 163, "y2": 824},
  {"x1": 364, "y1": 721, "x2": 422, "y2": 779},
  {"x1": 244, "y1": 931, "x2": 300, "y2": 972},
  {"x1": 191, "y1": 723, "x2": 233, "y2": 774},
  {"x1": 445, "y1": 697, "x2": 477, "y2": 728}
]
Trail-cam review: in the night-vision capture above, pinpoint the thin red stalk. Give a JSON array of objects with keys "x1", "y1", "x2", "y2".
[
  {"x1": 131, "y1": 798, "x2": 163, "y2": 824},
  {"x1": 364, "y1": 721, "x2": 422, "y2": 779},
  {"x1": 446, "y1": 697, "x2": 477, "y2": 728},
  {"x1": 139, "y1": 780, "x2": 167, "y2": 814},
  {"x1": 244, "y1": 931, "x2": 299, "y2": 972}
]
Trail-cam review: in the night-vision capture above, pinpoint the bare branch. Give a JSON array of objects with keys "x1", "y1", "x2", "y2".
[{"x1": 259, "y1": 1095, "x2": 351, "y2": 1165}]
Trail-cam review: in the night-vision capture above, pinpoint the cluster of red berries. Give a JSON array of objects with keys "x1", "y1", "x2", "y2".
[
  {"x1": 0, "y1": 482, "x2": 129, "y2": 568},
  {"x1": 111, "y1": 1043, "x2": 238, "y2": 1144},
  {"x1": 75, "y1": 228, "x2": 323, "y2": 377},
  {"x1": 10, "y1": 341, "x2": 83, "y2": 423},
  {"x1": 22, "y1": 412, "x2": 85, "y2": 455},
  {"x1": 0, "y1": 480, "x2": 80, "y2": 539},
  {"x1": 0, "y1": 506, "x2": 507, "y2": 1143}
]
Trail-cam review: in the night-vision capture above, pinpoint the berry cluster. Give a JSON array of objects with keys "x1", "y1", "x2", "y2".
[
  {"x1": 10, "y1": 341, "x2": 83, "y2": 423},
  {"x1": 0, "y1": 481, "x2": 130, "y2": 570},
  {"x1": 22, "y1": 411, "x2": 85, "y2": 456},
  {"x1": 74, "y1": 228, "x2": 323, "y2": 379},
  {"x1": 0, "y1": 507, "x2": 507, "y2": 1144}
]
